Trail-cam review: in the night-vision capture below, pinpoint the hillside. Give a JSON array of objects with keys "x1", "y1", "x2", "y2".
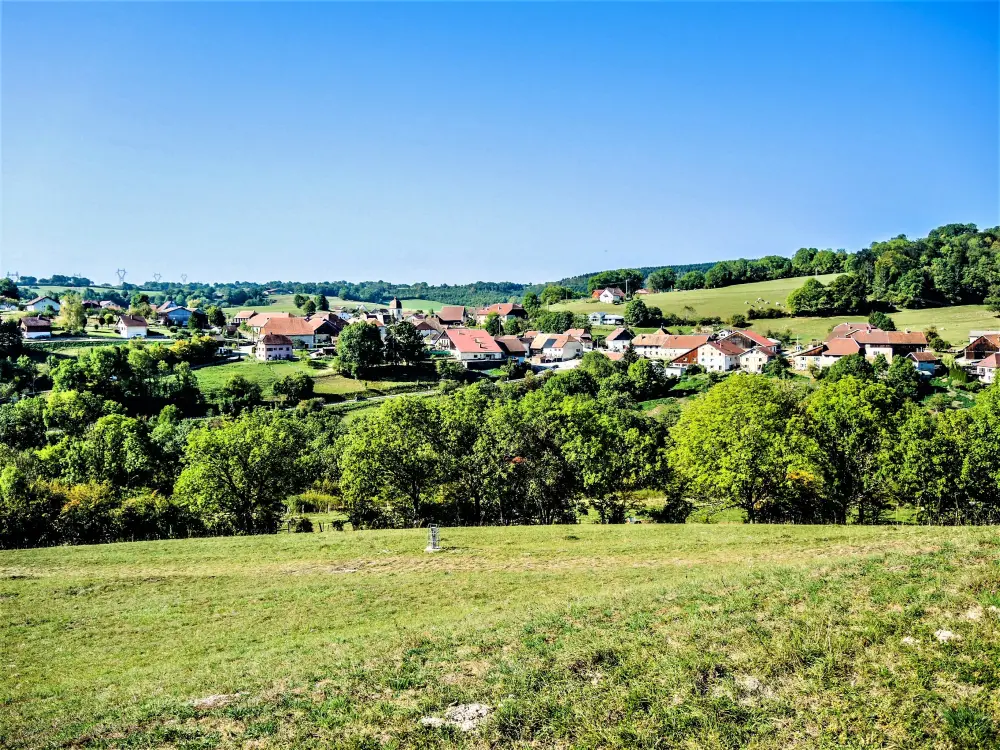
[{"x1": 3, "y1": 525, "x2": 999, "y2": 748}]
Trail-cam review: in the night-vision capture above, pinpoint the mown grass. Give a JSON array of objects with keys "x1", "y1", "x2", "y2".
[
  {"x1": 194, "y1": 358, "x2": 437, "y2": 399},
  {"x1": 3, "y1": 525, "x2": 999, "y2": 748}
]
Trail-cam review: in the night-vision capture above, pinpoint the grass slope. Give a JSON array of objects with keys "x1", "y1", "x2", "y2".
[
  {"x1": 194, "y1": 358, "x2": 436, "y2": 398},
  {"x1": 3, "y1": 525, "x2": 999, "y2": 748},
  {"x1": 551, "y1": 275, "x2": 842, "y2": 320}
]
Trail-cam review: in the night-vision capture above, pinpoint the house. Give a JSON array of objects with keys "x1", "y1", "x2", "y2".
[
  {"x1": 564, "y1": 328, "x2": 593, "y2": 350},
  {"x1": 244, "y1": 311, "x2": 292, "y2": 339},
  {"x1": 99, "y1": 301, "x2": 123, "y2": 311},
  {"x1": 634, "y1": 288, "x2": 651, "y2": 295},
  {"x1": 967, "y1": 330, "x2": 1000, "y2": 344},
  {"x1": 819, "y1": 337, "x2": 863, "y2": 367},
  {"x1": 256, "y1": 333, "x2": 294, "y2": 361},
  {"x1": 304, "y1": 316, "x2": 339, "y2": 344},
  {"x1": 474, "y1": 303, "x2": 527, "y2": 325},
  {"x1": 793, "y1": 345, "x2": 825, "y2": 371},
  {"x1": 232, "y1": 309, "x2": 257, "y2": 324},
  {"x1": 588, "y1": 311, "x2": 625, "y2": 326},
  {"x1": 24, "y1": 295, "x2": 60, "y2": 313},
  {"x1": 445, "y1": 328, "x2": 505, "y2": 367},
  {"x1": 156, "y1": 300, "x2": 183, "y2": 315},
  {"x1": 594, "y1": 287, "x2": 626, "y2": 304},
  {"x1": 848, "y1": 330, "x2": 928, "y2": 361},
  {"x1": 19, "y1": 316, "x2": 52, "y2": 339},
  {"x1": 696, "y1": 339, "x2": 744, "y2": 372},
  {"x1": 116, "y1": 315, "x2": 148, "y2": 339},
  {"x1": 976, "y1": 353, "x2": 999, "y2": 384},
  {"x1": 721, "y1": 329, "x2": 780, "y2": 353},
  {"x1": 413, "y1": 319, "x2": 440, "y2": 341},
  {"x1": 530, "y1": 333, "x2": 585, "y2": 361},
  {"x1": 827, "y1": 322, "x2": 876, "y2": 339},
  {"x1": 495, "y1": 335, "x2": 529, "y2": 362},
  {"x1": 963, "y1": 334, "x2": 1000, "y2": 363},
  {"x1": 388, "y1": 297, "x2": 403, "y2": 321},
  {"x1": 631, "y1": 333, "x2": 712, "y2": 361},
  {"x1": 739, "y1": 346, "x2": 777, "y2": 374},
  {"x1": 82, "y1": 300, "x2": 102, "y2": 311},
  {"x1": 437, "y1": 306, "x2": 468, "y2": 326},
  {"x1": 160, "y1": 306, "x2": 193, "y2": 326},
  {"x1": 260, "y1": 316, "x2": 317, "y2": 348},
  {"x1": 604, "y1": 327, "x2": 634, "y2": 353},
  {"x1": 908, "y1": 351, "x2": 941, "y2": 377},
  {"x1": 665, "y1": 347, "x2": 699, "y2": 377}
]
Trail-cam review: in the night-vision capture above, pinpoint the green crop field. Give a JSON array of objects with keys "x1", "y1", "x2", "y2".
[
  {"x1": 551, "y1": 275, "x2": 843, "y2": 320},
  {"x1": 399, "y1": 298, "x2": 446, "y2": 312},
  {"x1": 3, "y1": 525, "x2": 999, "y2": 749},
  {"x1": 194, "y1": 357, "x2": 436, "y2": 398}
]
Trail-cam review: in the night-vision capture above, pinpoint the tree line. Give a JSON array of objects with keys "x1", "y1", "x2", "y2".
[{"x1": 2, "y1": 337, "x2": 999, "y2": 549}]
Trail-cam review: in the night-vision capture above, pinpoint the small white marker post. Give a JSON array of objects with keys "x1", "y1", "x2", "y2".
[{"x1": 425, "y1": 525, "x2": 441, "y2": 553}]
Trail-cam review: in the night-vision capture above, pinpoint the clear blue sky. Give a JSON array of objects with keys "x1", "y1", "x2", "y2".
[{"x1": 2, "y1": 2, "x2": 997, "y2": 286}]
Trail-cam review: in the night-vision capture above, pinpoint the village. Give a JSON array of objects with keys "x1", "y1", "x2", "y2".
[{"x1": 12, "y1": 289, "x2": 1000, "y2": 386}]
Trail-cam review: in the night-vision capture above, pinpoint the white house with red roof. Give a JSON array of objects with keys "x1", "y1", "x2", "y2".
[
  {"x1": 116, "y1": 315, "x2": 148, "y2": 339},
  {"x1": 474, "y1": 303, "x2": 527, "y2": 325},
  {"x1": 256, "y1": 333, "x2": 294, "y2": 361},
  {"x1": 696, "y1": 339, "x2": 745, "y2": 372},
  {"x1": 976, "y1": 353, "x2": 999, "y2": 384},
  {"x1": 24, "y1": 295, "x2": 61, "y2": 313},
  {"x1": 631, "y1": 333, "x2": 712, "y2": 360},
  {"x1": 445, "y1": 328, "x2": 504, "y2": 367},
  {"x1": 530, "y1": 333, "x2": 585, "y2": 361},
  {"x1": 594, "y1": 287, "x2": 626, "y2": 304},
  {"x1": 605, "y1": 327, "x2": 634, "y2": 353}
]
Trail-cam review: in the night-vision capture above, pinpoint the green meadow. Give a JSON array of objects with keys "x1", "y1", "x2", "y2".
[{"x1": 3, "y1": 524, "x2": 999, "y2": 748}]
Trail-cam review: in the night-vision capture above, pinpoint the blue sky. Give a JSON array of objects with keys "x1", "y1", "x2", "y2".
[{"x1": 2, "y1": 2, "x2": 997, "y2": 286}]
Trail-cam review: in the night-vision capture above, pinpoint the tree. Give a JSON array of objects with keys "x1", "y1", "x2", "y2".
[
  {"x1": 522, "y1": 292, "x2": 541, "y2": 315},
  {"x1": 540, "y1": 285, "x2": 575, "y2": 306},
  {"x1": 293, "y1": 294, "x2": 307, "y2": 308},
  {"x1": 59, "y1": 414, "x2": 155, "y2": 490},
  {"x1": 578, "y1": 351, "x2": 617, "y2": 380},
  {"x1": 676, "y1": 271, "x2": 706, "y2": 290},
  {"x1": 206, "y1": 305, "x2": 226, "y2": 328},
  {"x1": 220, "y1": 375, "x2": 262, "y2": 415},
  {"x1": 826, "y1": 353, "x2": 875, "y2": 383},
  {"x1": 624, "y1": 298, "x2": 651, "y2": 327},
  {"x1": 336, "y1": 322, "x2": 384, "y2": 377},
  {"x1": 670, "y1": 375, "x2": 822, "y2": 523},
  {"x1": 174, "y1": 410, "x2": 309, "y2": 534},
  {"x1": 484, "y1": 313, "x2": 503, "y2": 336},
  {"x1": 302, "y1": 299, "x2": 317, "y2": 315},
  {"x1": 187, "y1": 311, "x2": 201, "y2": 331},
  {"x1": 273, "y1": 371, "x2": 314, "y2": 404},
  {"x1": 587, "y1": 269, "x2": 644, "y2": 295},
  {"x1": 646, "y1": 268, "x2": 676, "y2": 292},
  {"x1": 884, "y1": 354, "x2": 921, "y2": 402},
  {"x1": 316, "y1": 294, "x2": 330, "y2": 311},
  {"x1": 338, "y1": 397, "x2": 445, "y2": 527},
  {"x1": 384, "y1": 321, "x2": 425, "y2": 365},
  {"x1": 825, "y1": 273, "x2": 869, "y2": 314},
  {"x1": 0, "y1": 319, "x2": 22, "y2": 358},
  {"x1": 786, "y1": 278, "x2": 830, "y2": 315},
  {"x1": 872, "y1": 353, "x2": 889, "y2": 376},
  {"x1": 762, "y1": 354, "x2": 793, "y2": 379},
  {"x1": 0, "y1": 277, "x2": 18, "y2": 300},
  {"x1": 56, "y1": 292, "x2": 86, "y2": 334},
  {"x1": 803, "y1": 376, "x2": 898, "y2": 524},
  {"x1": 868, "y1": 310, "x2": 896, "y2": 331}
]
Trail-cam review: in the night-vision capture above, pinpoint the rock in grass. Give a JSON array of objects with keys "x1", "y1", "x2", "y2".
[
  {"x1": 190, "y1": 693, "x2": 243, "y2": 710},
  {"x1": 934, "y1": 629, "x2": 961, "y2": 643},
  {"x1": 421, "y1": 703, "x2": 491, "y2": 732}
]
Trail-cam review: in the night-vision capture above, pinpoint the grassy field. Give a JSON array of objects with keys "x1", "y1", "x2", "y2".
[
  {"x1": 3, "y1": 525, "x2": 999, "y2": 748},
  {"x1": 763, "y1": 305, "x2": 1000, "y2": 345},
  {"x1": 194, "y1": 357, "x2": 436, "y2": 398},
  {"x1": 551, "y1": 275, "x2": 842, "y2": 320},
  {"x1": 399, "y1": 298, "x2": 446, "y2": 312},
  {"x1": 220, "y1": 295, "x2": 359, "y2": 314}
]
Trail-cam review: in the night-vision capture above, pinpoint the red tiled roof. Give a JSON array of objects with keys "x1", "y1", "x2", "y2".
[
  {"x1": 118, "y1": 314, "x2": 147, "y2": 328},
  {"x1": 233, "y1": 309, "x2": 256, "y2": 318},
  {"x1": 476, "y1": 303, "x2": 525, "y2": 317},
  {"x1": 446, "y1": 328, "x2": 503, "y2": 354},
  {"x1": 724, "y1": 329, "x2": 775, "y2": 348},
  {"x1": 259, "y1": 333, "x2": 293, "y2": 346},
  {"x1": 978, "y1": 353, "x2": 1000, "y2": 369},
  {"x1": 246, "y1": 311, "x2": 291, "y2": 327},
  {"x1": 564, "y1": 328, "x2": 591, "y2": 339},
  {"x1": 796, "y1": 345, "x2": 826, "y2": 357},
  {"x1": 852, "y1": 330, "x2": 928, "y2": 346},
  {"x1": 908, "y1": 351, "x2": 940, "y2": 362},
  {"x1": 495, "y1": 335, "x2": 528, "y2": 355},
  {"x1": 606, "y1": 327, "x2": 633, "y2": 341},
  {"x1": 261, "y1": 317, "x2": 315, "y2": 336},
  {"x1": 824, "y1": 338, "x2": 863, "y2": 357},
  {"x1": 704, "y1": 339, "x2": 745, "y2": 356},
  {"x1": 827, "y1": 322, "x2": 875, "y2": 340}
]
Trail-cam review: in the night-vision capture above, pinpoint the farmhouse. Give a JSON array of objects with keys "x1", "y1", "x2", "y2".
[
  {"x1": 721, "y1": 329, "x2": 780, "y2": 353},
  {"x1": 445, "y1": 328, "x2": 504, "y2": 367},
  {"x1": 256, "y1": 333, "x2": 294, "y2": 361},
  {"x1": 695, "y1": 339, "x2": 745, "y2": 372},
  {"x1": 24, "y1": 295, "x2": 60, "y2": 313},
  {"x1": 116, "y1": 315, "x2": 148, "y2": 339},
  {"x1": 793, "y1": 345, "x2": 825, "y2": 371},
  {"x1": 159, "y1": 306, "x2": 193, "y2": 326},
  {"x1": 605, "y1": 327, "x2": 634, "y2": 353},
  {"x1": 848, "y1": 330, "x2": 928, "y2": 361},
  {"x1": 260, "y1": 316, "x2": 317, "y2": 348},
  {"x1": 631, "y1": 333, "x2": 712, "y2": 361},
  {"x1": 963, "y1": 333, "x2": 1000, "y2": 363},
  {"x1": 588, "y1": 311, "x2": 625, "y2": 326},
  {"x1": 437, "y1": 306, "x2": 468, "y2": 326},
  {"x1": 738, "y1": 346, "x2": 777, "y2": 374},
  {"x1": 474, "y1": 303, "x2": 527, "y2": 325},
  {"x1": 530, "y1": 333, "x2": 585, "y2": 361},
  {"x1": 593, "y1": 287, "x2": 626, "y2": 304},
  {"x1": 19, "y1": 317, "x2": 52, "y2": 339},
  {"x1": 244, "y1": 311, "x2": 292, "y2": 339},
  {"x1": 231, "y1": 309, "x2": 257, "y2": 324}
]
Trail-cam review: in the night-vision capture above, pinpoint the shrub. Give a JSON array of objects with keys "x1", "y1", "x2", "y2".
[{"x1": 289, "y1": 517, "x2": 313, "y2": 533}]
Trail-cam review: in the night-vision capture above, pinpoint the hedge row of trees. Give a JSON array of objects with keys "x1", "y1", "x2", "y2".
[{"x1": 786, "y1": 224, "x2": 1000, "y2": 313}]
